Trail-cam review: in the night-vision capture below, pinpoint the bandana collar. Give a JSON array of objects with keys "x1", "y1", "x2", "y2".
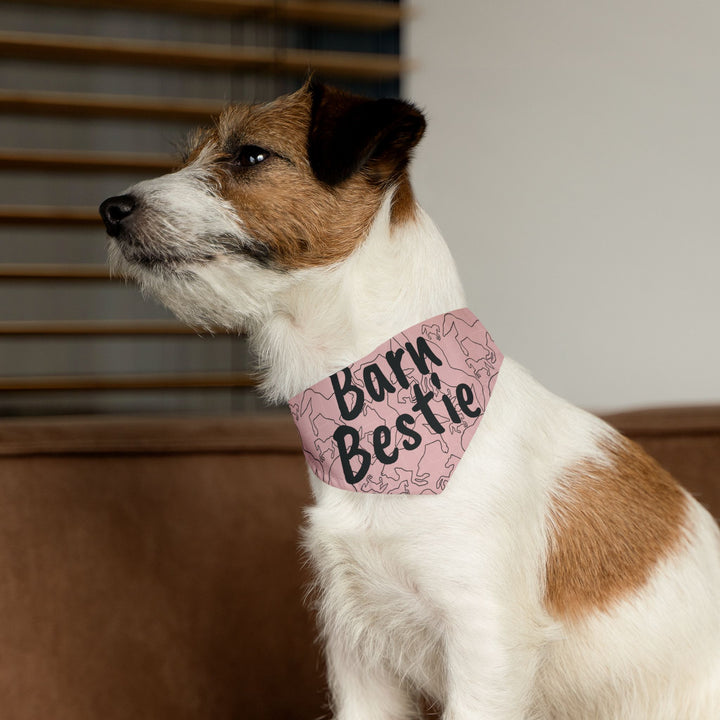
[{"x1": 289, "y1": 308, "x2": 503, "y2": 495}]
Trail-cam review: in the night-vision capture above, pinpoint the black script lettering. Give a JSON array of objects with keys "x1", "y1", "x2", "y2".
[
  {"x1": 384, "y1": 347, "x2": 410, "y2": 389},
  {"x1": 457, "y1": 383, "x2": 481, "y2": 418},
  {"x1": 330, "y1": 367, "x2": 364, "y2": 421},
  {"x1": 405, "y1": 336, "x2": 442, "y2": 376},
  {"x1": 411, "y1": 383, "x2": 445, "y2": 434},
  {"x1": 441, "y1": 394, "x2": 462, "y2": 423},
  {"x1": 396, "y1": 414, "x2": 421, "y2": 450},
  {"x1": 333, "y1": 426, "x2": 371, "y2": 485},
  {"x1": 363, "y1": 363, "x2": 396, "y2": 402},
  {"x1": 373, "y1": 425, "x2": 398, "y2": 464},
  {"x1": 431, "y1": 372, "x2": 461, "y2": 424}
]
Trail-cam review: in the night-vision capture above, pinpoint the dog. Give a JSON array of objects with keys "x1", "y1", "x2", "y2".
[{"x1": 100, "y1": 81, "x2": 720, "y2": 719}]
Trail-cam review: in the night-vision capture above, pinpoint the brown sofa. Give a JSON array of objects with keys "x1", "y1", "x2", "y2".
[{"x1": 0, "y1": 407, "x2": 718, "y2": 719}]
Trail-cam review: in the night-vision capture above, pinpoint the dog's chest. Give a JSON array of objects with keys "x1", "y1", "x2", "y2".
[{"x1": 305, "y1": 499, "x2": 446, "y2": 690}]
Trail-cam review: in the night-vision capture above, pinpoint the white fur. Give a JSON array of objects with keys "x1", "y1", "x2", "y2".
[{"x1": 108, "y1": 169, "x2": 720, "y2": 719}]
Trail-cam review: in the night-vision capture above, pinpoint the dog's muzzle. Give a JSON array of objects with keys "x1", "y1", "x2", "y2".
[{"x1": 99, "y1": 194, "x2": 136, "y2": 238}]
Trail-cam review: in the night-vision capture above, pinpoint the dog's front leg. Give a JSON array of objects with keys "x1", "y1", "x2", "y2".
[
  {"x1": 325, "y1": 633, "x2": 418, "y2": 720},
  {"x1": 440, "y1": 596, "x2": 540, "y2": 720}
]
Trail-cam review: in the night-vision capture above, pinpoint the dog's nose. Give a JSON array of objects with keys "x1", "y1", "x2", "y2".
[{"x1": 99, "y1": 194, "x2": 136, "y2": 237}]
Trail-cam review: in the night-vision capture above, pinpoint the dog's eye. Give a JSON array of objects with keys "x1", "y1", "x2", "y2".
[{"x1": 234, "y1": 145, "x2": 272, "y2": 167}]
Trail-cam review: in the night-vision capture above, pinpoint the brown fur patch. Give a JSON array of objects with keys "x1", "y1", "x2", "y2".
[
  {"x1": 390, "y1": 171, "x2": 418, "y2": 226},
  {"x1": 545, "y1": 436, "x2": 688, "y2": 621},
  {"x1": 185, "y1": 87, "x2": 387, "y2": 270}
]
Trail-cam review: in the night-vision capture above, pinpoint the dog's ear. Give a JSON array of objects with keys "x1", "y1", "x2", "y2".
[{"x1": 307, "y1": 81, "x2": 426, "y2": 187}]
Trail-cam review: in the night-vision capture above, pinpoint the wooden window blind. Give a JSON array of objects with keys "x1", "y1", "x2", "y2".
[{"x1": 0, "y1": 0, "x2": 404, "y2": 416}]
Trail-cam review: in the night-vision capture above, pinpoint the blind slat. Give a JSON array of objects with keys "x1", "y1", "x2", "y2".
[
  {"x1": 0, "y1": 321, "x2": 207, "y2": 336},
  {"x1": 0, "y1": 31, "x2": 405, "y2": 80},
  {"x1": 0, "y1": 90, "x2": 225, "y2": 121},
  {"x1": 0, "y1": 372, "x2": 255, "y2": 391},
  {"x1": 4, "y1": 0, "x2": 404, "y2": 29},
  {"x1": 0, "y1": 264, "x2": 110, "y2": 280},
  {"x1": 0, "y1": 149, "x2": 175, "y2": 174},
  {"x1": 0, "y1": 206, "x2": 100, "y2": 225}
]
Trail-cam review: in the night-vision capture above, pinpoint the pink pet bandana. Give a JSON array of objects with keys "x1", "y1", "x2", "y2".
[{"x1": 289, "y1": 308, "x2": 503, "y2": 495}]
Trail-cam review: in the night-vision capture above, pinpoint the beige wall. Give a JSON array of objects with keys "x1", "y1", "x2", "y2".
[{"x1": 405, "y1": 0, "x2": 720, "y2": 412}]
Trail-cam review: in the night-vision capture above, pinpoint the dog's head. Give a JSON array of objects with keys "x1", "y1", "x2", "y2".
[{"x1": 99, "y1": 82, "x2": 426, "y2": 330}]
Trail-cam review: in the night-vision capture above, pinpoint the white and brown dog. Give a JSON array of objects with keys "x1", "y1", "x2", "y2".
[{"x1": 100, "y1": 82, "x2": 720, "y2": 719}]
